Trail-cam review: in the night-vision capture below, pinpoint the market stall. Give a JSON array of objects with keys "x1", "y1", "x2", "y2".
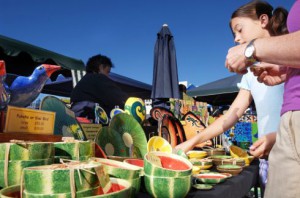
[{"x1": 0, "y1": 34, "x2": 259, "y2": 198}]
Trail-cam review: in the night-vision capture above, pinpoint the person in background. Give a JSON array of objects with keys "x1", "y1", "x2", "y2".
[
  {"x1": 226, "y1": 1, "x2": 300, "y2": 197},
  {"x1": 70, "y1": 54, "x2": 128, "y2": 122},
  {"x1": 176, "y1": 1, "x2": 288, "y2": 196}
]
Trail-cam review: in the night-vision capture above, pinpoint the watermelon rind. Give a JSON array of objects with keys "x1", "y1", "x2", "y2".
[
  {"x1": 0, "y1": 142, "x2": 54, "y2": 160},
  {"x1": 54, "y1": 141, "x2": 95, "y2": 161},
  {"x1": 23, "y1": 161, "x2": 102, "y2": 194},
  {"x1": 144, "y1": 174, "x2": 191, "y2": 198},
  {"x1": 0, "y1": 158, "x2": 53, "y2": 188}
]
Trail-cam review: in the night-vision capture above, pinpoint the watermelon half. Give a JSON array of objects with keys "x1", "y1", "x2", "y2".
[{"x1": 144, "y1": 152, "x2": 192, "y2": 177}]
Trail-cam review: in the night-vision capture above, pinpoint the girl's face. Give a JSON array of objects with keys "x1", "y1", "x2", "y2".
[{"x1": 231, "y1": 16, "x2": 270, "y2": 45}]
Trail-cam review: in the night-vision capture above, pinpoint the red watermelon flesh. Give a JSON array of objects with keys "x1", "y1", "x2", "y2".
[
  {"x1": 125, "y1": 159, "x2": 144, "y2": 167},
  {"x1": 95, "y1": 184, "x2": 126, "y2": 195},
  {"x1": 159, "y1": 156, "x2": 190, "y2": 170}
]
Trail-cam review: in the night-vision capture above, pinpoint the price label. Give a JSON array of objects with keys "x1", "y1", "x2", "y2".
[
  {"x1": 4, "y1": 106, "x2": 55, "y2": 134},
  {"x1": 81, "y1": 124, "x2": 102, "y2": 140},
  {"x1": 148, "y1": 153, "x2": 162, "y2": 167},
  {"x1": 95, "y1": 165, "x2": 112, "y2": 194}
]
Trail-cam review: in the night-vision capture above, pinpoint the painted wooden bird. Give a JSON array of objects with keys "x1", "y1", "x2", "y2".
[
  {"x1": 0, "y1": 60, "x2": 11, "y2": 110},
  {"x1": 9, "y1": 64, "x2": 61, "y2": 107}
]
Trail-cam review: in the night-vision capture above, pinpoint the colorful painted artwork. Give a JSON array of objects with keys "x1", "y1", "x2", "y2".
[
  {"x1": 124, "y1": 97, "x2": 146, "y2": 124},
  {"x1": 169, "y1": 94, "x2": 208, "y2": 123},
  {"x1": 224, "y1": 122, "x2": 255, "y2": 144}
]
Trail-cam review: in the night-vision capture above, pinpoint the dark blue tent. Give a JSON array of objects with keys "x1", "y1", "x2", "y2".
[
  {"x1": 0, "y1": 35, "x2": 152, "y2": 99},
  {"x1": 42, "y1": 73, "x2": 152, "y2": 99},
  {"x1": 187, "y1": 74, "x2": 243, "y2": 106}
]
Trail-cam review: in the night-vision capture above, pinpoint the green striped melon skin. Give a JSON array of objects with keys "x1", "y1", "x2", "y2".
[
  {"x1": 0, "y1": 143, "x2": 54, "y2": 160},
  {"x1": 144, "y1": 152, "x2": 192, "y2": 177},
  {"x1": 0, "y1": 185, "x2": 98, "y2": 198},
  {"x1": 23, "y1": 186, "x2": 99, "y2": 198},
  {"x1": 23, "y1": 162, "x2": 101, "y2": 194},
  {"x1": 144, "y1": 174, "x2": 192, "y2": 198},
  {"x1": 0, "y1": 178, "x2": 132, "y2": 198},
  {"x1": 0, "y1": 158, "x2": 53, "y2": 188},
  {"x1": 54, "y1": 141, "x2": 94, "y2": 161},
  {"x1": 127, "y1": 177, "x2": 141, "y2": 198},
  {"x1": 91, "y1": 158, "x2": 141, "y2": 180}
]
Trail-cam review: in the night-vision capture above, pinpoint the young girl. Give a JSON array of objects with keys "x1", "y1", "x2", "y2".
[
  {"x1": 227, "y1": 1, "x2": 300, "y2": 197},
  {"x1": 175, "y1": 1, "x2": 288, "y2": 196}
]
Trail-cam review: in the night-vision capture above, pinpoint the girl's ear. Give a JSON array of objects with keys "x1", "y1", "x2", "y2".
[{"x1": 259, "y1": 14, "x2": 269, "y2": 28}]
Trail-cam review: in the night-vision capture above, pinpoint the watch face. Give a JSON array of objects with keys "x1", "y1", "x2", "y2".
[{"x1": 245, "y1": 45, "x2": 254, "y2": 58}]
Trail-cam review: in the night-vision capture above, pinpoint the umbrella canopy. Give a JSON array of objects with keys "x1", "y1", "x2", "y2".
[
  {"x1": 151, "y1": 24, "x2": 180, "y2": 104},
  {"x1": 187, "y1": 74, "x2": 243, "y2": 106}
]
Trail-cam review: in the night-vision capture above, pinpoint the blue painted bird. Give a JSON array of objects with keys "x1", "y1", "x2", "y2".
[
  {"x1": 9, "y1": 64, "x2": 61, "y2": 107},
  {"x1": 0, "y1": 60, "x2": 11, "y2": 110}
]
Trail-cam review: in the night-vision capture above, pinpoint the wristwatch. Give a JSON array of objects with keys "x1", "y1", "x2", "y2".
[{"x1": 244, "y1": 39, "x2": 257, "y2": 63}]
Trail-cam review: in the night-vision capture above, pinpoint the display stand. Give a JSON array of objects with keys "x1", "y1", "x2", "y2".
[{"x1": 0, "y1": 132, "x2": 63, "y2": 143}]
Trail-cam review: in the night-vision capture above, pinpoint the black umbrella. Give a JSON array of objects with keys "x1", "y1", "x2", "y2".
[{"x1": 151, "y1": 24, "x2": 180, "y2": 107}]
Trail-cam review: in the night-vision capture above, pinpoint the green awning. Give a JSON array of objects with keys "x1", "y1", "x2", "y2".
[{"x1": 0, "y1": 34, "x2": 85, "y2": 71}]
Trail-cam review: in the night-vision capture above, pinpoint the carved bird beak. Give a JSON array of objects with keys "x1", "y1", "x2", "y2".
[{"x1": 43, "y1": 64, "x2": 61, "y2": 77}]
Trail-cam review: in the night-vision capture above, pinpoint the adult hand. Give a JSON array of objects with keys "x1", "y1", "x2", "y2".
[
  {"x1": 225, "y1": 43, "x2": 252, "y2": 74},
  {"x1": 251, "y1": 63, "x2": 287, "y2": 86},
  {"x1": 249, "y1": 132, "x2": 276, "y2": 159}
]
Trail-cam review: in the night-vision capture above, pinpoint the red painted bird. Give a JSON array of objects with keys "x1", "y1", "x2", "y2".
[{"x1": 9, "y1": 64, "x2": 61, "y2": 107}]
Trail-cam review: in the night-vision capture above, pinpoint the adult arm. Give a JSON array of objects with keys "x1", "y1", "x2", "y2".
[
  {"x1": 175, "y1": 89, "x2": 252, "y2": 153},
  {"x1": 254, "y1": 31, "x2": 300, "y2": 67},
  {"x1": 226, "y1": 30, "x2": 300, "y2": 74}
]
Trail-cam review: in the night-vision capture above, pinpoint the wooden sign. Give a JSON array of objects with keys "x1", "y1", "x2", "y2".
[{"x1": 4, "y1": 106, "x2": 55, "y2": 134}]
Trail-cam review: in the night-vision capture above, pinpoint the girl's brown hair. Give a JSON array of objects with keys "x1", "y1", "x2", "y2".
[{"x1": 230, "y1": 0, "x2": 288, "y2": 36}]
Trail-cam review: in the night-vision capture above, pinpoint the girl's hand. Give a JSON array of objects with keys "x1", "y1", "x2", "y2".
[
  {"x1": 249, "y1": 132, "x2": 276, "y2": 159},
  {"x1": 250, "y1": 63, "x2": 287, "y2": 86}
]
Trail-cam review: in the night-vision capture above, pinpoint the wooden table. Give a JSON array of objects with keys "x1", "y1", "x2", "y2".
[{"x1": 0, "y1": 132, "x2": 63, "y2": 142}]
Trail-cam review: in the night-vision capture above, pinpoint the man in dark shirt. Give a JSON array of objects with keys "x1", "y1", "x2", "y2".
[{"x1": 70, "y1": 54, "x2": 128, "y2": 122}]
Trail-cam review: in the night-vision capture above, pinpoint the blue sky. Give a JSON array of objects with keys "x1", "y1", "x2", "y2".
[{"x1": 1, "y1": 0, "x2": 294, "y2": 87}]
